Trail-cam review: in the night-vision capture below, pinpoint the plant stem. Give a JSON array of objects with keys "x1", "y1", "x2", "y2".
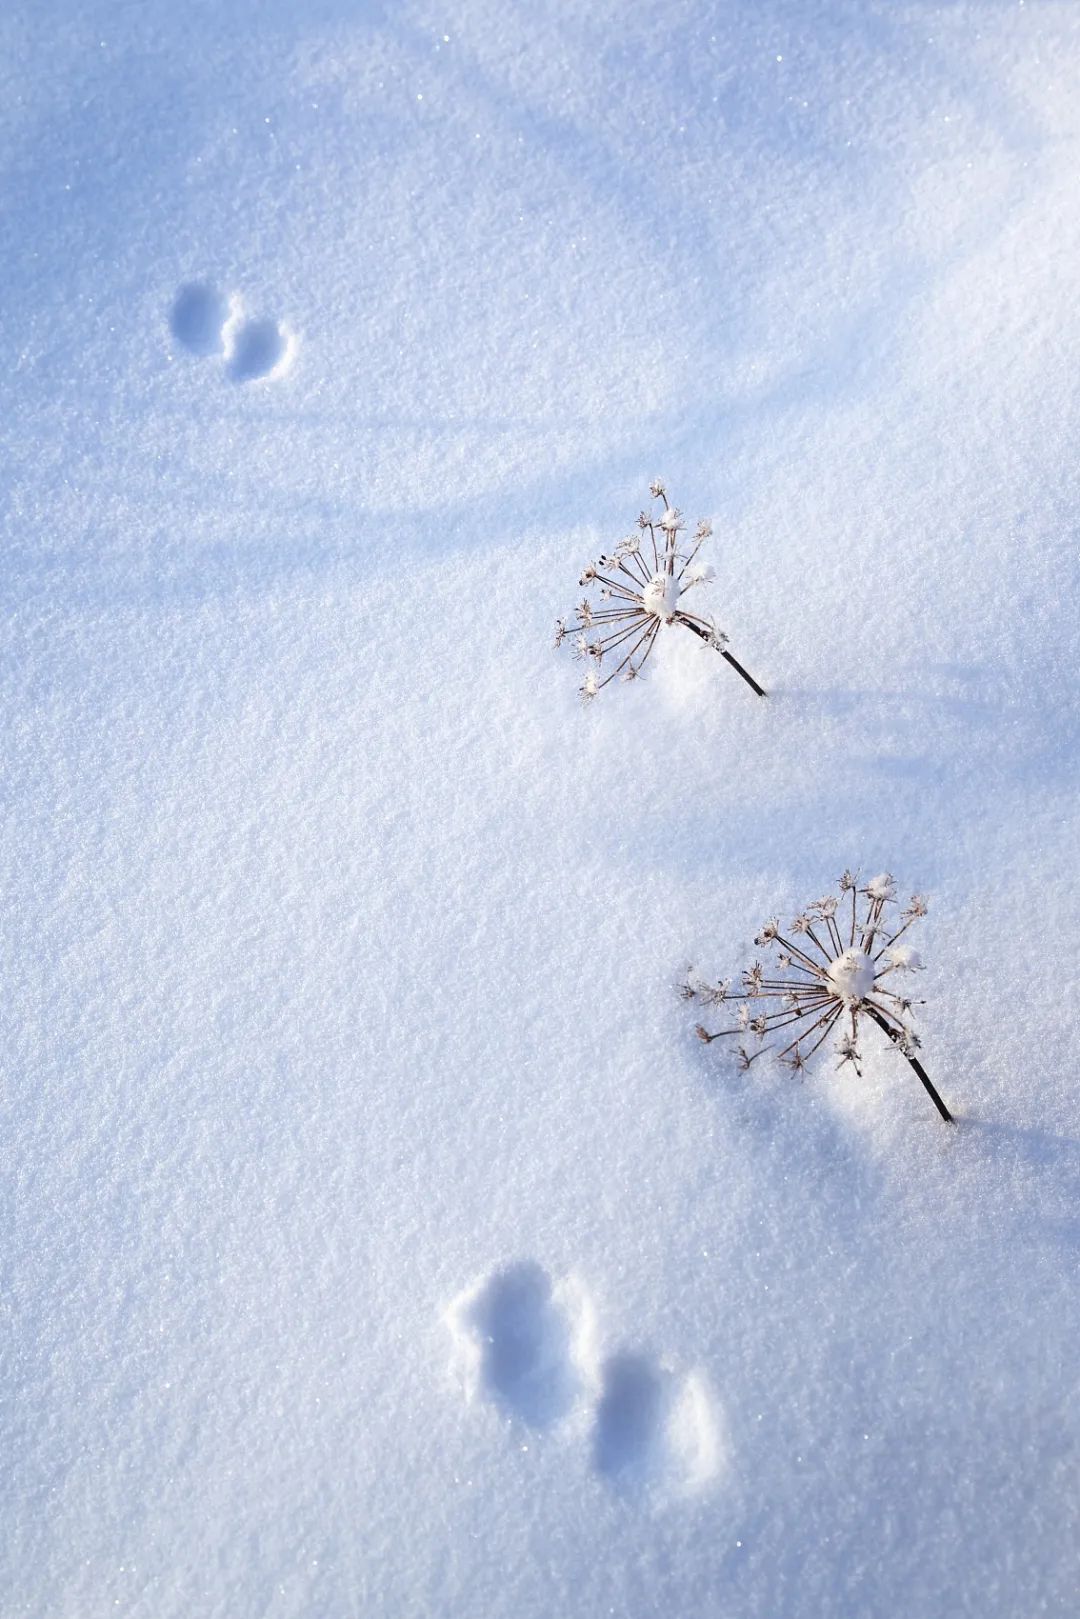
[
  {"x1": 864, "y1": 1006, "x2": 953, "y2": 1123},
  {"x1": 721, "y1": 649, "x2": 767, "y2": 698},
  {"x1": 679, "y1": 619, "x2": 766, "y2": 696}
]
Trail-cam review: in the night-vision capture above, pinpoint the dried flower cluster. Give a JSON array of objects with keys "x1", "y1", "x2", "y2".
[
  {"x1": 555, "y1": 481, "x2": 765, "y2": 702},
  {"x1": 551, "y1": 480, "x2": 955, "y2": 1126},
  {"x1": 684, "y1": 872, "x2": 952, "y2": 1122}
]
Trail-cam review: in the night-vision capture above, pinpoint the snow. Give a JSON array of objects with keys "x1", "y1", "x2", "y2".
[
  {"x1": 3, "y1": 1, "x2": 1080, "y2": 1615},
  {"x1": 644, "y1": 570, "x2": 680, "y2": 623},
  {"x1": 825, "y1": 950, "x2": 876, "y2": 1004},
  {"x1": 883, "y1": 945, "x2": 923, "y2": 973}
]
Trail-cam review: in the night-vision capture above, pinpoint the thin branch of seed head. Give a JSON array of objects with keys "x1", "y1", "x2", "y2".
[
  {"x1": 593, "y1": 619, "x2": 652, "y2": 658},
  {"x1": 590, "y1": 571, "x2": 641, "y2": 602},
  {"x1": 872, "y1": 913, "x2": 920, "y2": 961},
  {"x1": 624, "y1": 550, "x2": 652, "y2": 586},
  {"x1": 634, "y1": 624, "x2": 661, "y2": 677},
  {"x1": 595, "y1": 621, "x2": 658, "y2": 688},
  {"x1": 799, "y1": 923, "x2": 835, "y2": 965},
  {"x1": 676, "y1": 532, "x2": 708, "y2": 581},
  {"x1": 768, "y1": 934, "x2": 826, "y2": 976},
  {"x1": 752, "y1": 1001, "x2": 837, "y2": 1036},
  {"x1": 578, "y1": 606, "x2": 645, "y2": 626},
  {"x1": 776, "y1": 1006, "x2": 842, "y2": 1063},
  {"x1": 873, "y1": 987, "x2": 924, "y2": 1012},
  {"x1": 863, "y1": 996, "x2": 908, "y2": 1032},
  {"x1": 801, "y1": 1008, "x2": 844, "y2": 1063}
]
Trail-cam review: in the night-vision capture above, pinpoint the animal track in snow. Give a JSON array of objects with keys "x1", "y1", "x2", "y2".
[
  {"x1": 168, "y1": 283, "x2": 295, "y2": 382},
  {"x1": 592, "y1": 1350, "x2": 721, "y2": 1495},
  {"x1": 224, "y1": 313, "x2": 295, "y2": 383},
  {"x1": 447, "y1": 1262, "x2": 724, "y2": 1498},
  {"x1": 170, "y1": 281, "x2": 232, "y2": 356},
  {"x1": 446, "y1": 1260, "x2": 596, "y2": 1430}
]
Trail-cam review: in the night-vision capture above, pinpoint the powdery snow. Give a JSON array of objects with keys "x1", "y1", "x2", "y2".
[
  {"x1": 825, "y1": 950, "x2": 877, "y2": 1004},
  {"x1": 643, "y1": 570, "x2": 681, "y2": 623},
  {"x1": 3, "y1": 2, "x2": 1080, "y2": 1616}
]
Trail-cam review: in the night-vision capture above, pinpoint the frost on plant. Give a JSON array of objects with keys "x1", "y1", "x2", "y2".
[
  {"x1": 684, "y1": 872, "x2": 953, "y2": 1122},
  {"x1": 555, "y1": 481, "x2": 766, "y2": 701}
]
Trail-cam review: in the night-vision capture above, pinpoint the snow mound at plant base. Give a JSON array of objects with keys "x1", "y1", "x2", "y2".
[{"x1": 3, "y1": 2, "x2": 1080, "y2": 1617}]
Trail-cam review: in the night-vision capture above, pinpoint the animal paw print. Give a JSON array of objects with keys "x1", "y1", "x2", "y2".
[
  {"x1": 169, "y1": 282, "x2": 232, "y2": 357},
  {"x1": 593, "y1": 1350, "x2": 721, "y2": 1495},
  {"x1": 445, "y1": 1260, "x2": 595, "y2": 1430},
  {"x1": 169, "y1": 281, "x2": 295, "y2": 383},
  {"x1": 446, "y1": 1260, "x2": 723, "y2": 1498}
]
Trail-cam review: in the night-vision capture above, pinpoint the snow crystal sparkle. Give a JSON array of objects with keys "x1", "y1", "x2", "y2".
[
  {"x1": 555, "y1": 482, "x2": 765, "y2": 700},
  {"x1": 684, "y1": 872, "x2": 952, "y2": 1122}
]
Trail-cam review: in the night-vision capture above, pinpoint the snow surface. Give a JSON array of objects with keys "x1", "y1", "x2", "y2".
[{"x1": 4, "y1": 1, "x2": 1080, "y2": 1614}]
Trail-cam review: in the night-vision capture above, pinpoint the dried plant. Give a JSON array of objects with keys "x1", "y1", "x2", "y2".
[
  {"x1": 684, "y1": 872, "x2": 953, "y2": 1122},
  {"x1": 555, "y1": 481, "x2": 766, "y2": 701}
]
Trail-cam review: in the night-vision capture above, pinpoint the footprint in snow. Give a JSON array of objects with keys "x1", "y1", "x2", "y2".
[
  {"x1": 447, "y1": 1263, "x2": 724, "y2": 1497},
  {"x1": 593, "y1": 1350, "x2": 722, "y2": 1496},
  {"x1": 224, "y1": 313, "x2": 294, "y2": 383},
  {"x1": 170, "y1": 281, "x2": 232, "y2": 357},
  {"x1": 446, "y1": 1260, "x2": 595, "y2": 1430},
  {"x1": 168, "y1": 282, "x2": 295, "y2": 382}
]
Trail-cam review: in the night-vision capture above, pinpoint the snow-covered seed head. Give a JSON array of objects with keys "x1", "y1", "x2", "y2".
[
  {"x1": 557, "y1": 483, "x2": 753, "y2": 698},
  {"x1": 649, "y1": 478, "x2": 666, "y2": 499},
  {"x1": 643, "y1": 570, "x2": 680, "y2": 623},
  {"x1": 826, "y1": 950, "x2": 875, "y2": 1004},
  {"x1": 687, "y1": 869, "x2": 948, "y2": 1120}
]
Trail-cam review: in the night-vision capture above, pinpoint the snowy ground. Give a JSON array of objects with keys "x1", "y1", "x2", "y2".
[{"x1": 4, "y1": 2, "x2": 1080, "y2": 1614}]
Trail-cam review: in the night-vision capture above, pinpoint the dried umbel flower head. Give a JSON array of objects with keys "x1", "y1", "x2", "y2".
[
  {"x1": 684, "y1": 873, "x2": 952, "y2": 1122},
  {"x1": 555, "y1": 481, "x2": 765, "y2": 701}
]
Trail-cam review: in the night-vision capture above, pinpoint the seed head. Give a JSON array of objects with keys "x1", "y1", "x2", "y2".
[
  {"x1": 687, "y1": 870, "x2": 950, "y2": 1120},
  {"x1": 555, "y1": 484, "x2": 762, "y2": 698}
]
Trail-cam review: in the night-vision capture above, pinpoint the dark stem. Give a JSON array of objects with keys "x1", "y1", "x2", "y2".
[
  {"x1": 721, "y1": 649, "x2": 767, "y2": 698},
  {"x1": 679, "y1": 618, "x2": 767, "y2": 697},
  {"x1": 863, "y1": 1005, "x2": 953, "y2": 1123}
]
